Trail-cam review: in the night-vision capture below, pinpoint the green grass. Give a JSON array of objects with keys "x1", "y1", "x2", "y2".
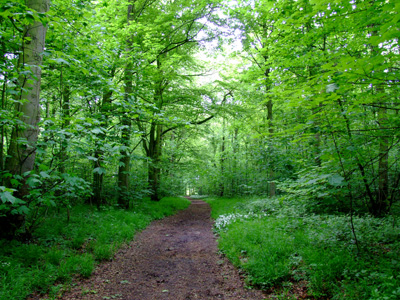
[
  {"x1": 205, "y1": 196, "x2": 254, "y2": 219},
  {"x1": 0, "y1": 196, "x2": 190, "y2": 300},
  {"x1": 206, "y1": 196, "x2": 400, "y2": 300}
]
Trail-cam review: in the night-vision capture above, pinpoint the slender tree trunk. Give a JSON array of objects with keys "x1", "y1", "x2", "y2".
[
  {"x1": 309, "y1": 67, "x2": 322, "y2": 167},
  {"x1": 117, "y1": 0, "x2": 135, "y2": 208},
  {"x1": 377, "y1": 100, "x2": 389, "y2": 214},
  {"x1": 92, "y1": 87, "x2": 113, "y2": 208},
  {"x1": 244, "y1": 137, "x2": 249, "y2": 195},
  {"x1": 219, "y1": 118, "x2": 226, "y2": 196},
  {"x1": 148, "y1": 122, "x2": 162, "y2": 201},
  {"x1": 0, "y1": 73, "x2": 6, "y2": 181},
  {"x1": 92, "y1": 150, "x2": 103, "y2": 207},
  {"x1": 232, "y1": 127, "x2": 239, "y2": 195},
  {"x1": 266, "y1": 98, "x2": 276, "y2": 197},
  {"x1": 118, "y1": 100, "x2": 132, "y2": 207},
  {"x1": 59, "y1": 83, "x2": 70, "y2": 174},
  {"x1": 147, "y1": 58, "x2": 164, "y2": 201}
]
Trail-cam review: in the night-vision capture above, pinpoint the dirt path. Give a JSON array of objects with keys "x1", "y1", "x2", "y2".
[{"x1": 61, "y1": 198, "x2": 265, "y2": 300}]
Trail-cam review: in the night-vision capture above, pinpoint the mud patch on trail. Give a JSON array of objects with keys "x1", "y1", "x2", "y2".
[{"x1": 61, "y1": 198, "x2": 265, "y2": 300}]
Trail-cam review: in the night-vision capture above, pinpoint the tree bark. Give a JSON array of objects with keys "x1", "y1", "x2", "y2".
[
  {"x1": 147, "y1": 122, "x2": 162, "y2": 201},
  {"x1": 5, "y1": 0, "x2": 49, "y2": 194},
  {"x1": 117, "y1": 0, "x2": 135, "y2": 208},
  {"x1": 59, "y1": 82, "x2": 70, "y2": 174},
  {"x1": 92, "y1": 85, "x2": 114, "y2": 208},
  {"x1": 231, "y1": 127, "x2": 239, "y2": 195},
  {"x1": 219, "y1": 118, "x2": 225, "y2": 197},
  {"x1": 0, "y1": 73, "x2": 6, "y2": 181},
  {"x1": 376, "y1": 98, "x2": 389, "y2": 215},
  {"x1": 146, "y1": 58, "x2": 164, "y2": 201},
  {"x1": 266, "y1": 95, "x2": 276, "y2": 197},
  {"x1": 1, "y1": 0, "x2": 49, "y2": 238}
]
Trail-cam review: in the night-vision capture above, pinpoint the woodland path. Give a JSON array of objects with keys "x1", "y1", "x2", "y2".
[{"x1": 61, "y1": 198, "x2": 265, "y2": 300}]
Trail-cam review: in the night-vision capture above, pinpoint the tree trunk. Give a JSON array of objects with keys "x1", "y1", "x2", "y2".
[
  {"x1": 232, "y1": 127, "x2": 239, "y2": 195},
  {"x1": 219, "y1": 118, "x2": 225, "y2": 197},
  {"x1": 59, "y1": 83, "x2": 70, "y2": 174},
  {"x1": 146, "y1": 58, "x2": 164, "y2": 201},
  {"x1": 376, "y1": 99, "x2": 389, "y2": 215},
  {"x1": 1, "y1": 0, "x2": 49, "y2": 238},
  {"x1": 148, "y1": 123, "x2": 162, "y2": 201},
  {"x1": 0, "y1": 73, "x2": 6, "y2": 181},
  {"x1": 117, "y1": 98, "x2": 132, "y2": 208},
  {"x1": 117, "y1": 0, "x2": 135, "y2": 208},
  {"x1": 92, "y1": 87, "x2": 113, "y2": 208},
  {"x1": 4, "y1": 0, "x2": 49, "y2": 193},
  {"x1": 266, "y1": 98, "x2": 276, "y2": 197}
]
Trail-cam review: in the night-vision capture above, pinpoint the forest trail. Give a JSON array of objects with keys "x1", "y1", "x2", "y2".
[{"x1": 61, "y1": 198, "x2": 265, "y2": 300}]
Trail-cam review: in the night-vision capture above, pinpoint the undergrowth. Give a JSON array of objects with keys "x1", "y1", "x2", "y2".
[
  {"x1": 0, "y1": 196, "x2": 189, "y2": 300},
  {"x1": 206, "y1": 196, "x2": 400, "y2": 300}
]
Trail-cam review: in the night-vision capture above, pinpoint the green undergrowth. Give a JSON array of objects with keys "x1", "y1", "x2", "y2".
[
  {"x1": 206, "y1": 196, "x2": 400, "y2": 300},
  {"x1": 0, "y1": 196, "x2": 189, "y2": 300}
]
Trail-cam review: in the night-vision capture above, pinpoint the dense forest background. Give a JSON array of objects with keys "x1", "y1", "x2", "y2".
[{"x1": 0, "y1": 0, "x2": 399, "y2": 299}]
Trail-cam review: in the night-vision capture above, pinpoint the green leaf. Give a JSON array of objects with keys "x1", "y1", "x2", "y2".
[
  {"x1": 0, "y1": 191, "x2": 18, "y2": 204},
  {"x1": 91, "y1": 127, "x2": 104, "y2": 134},
  {"x1": 93, "y1": 167, "x2": 106, "y2": 175},
  {"x1": 17, "y1": 205, "x2": 30, "y2": 214},
  {"x1": 87, "y1": 156, "x2": 98, "y2": 161},
  {"x1": 40, "y1": 171, "x2": 51, "y2": 178},
  {"x1": 26, "y1": 177, "x2": 42, "y2": 188},
  {"x1": 10, "y1": 179, "x2": 21, "y2": 187},
  {"x1": 53, "y1": 58, "x2": 70, "y2": 65},
  {"x1": 328, "y1": 174, "x2": 345, "y2": 187}
]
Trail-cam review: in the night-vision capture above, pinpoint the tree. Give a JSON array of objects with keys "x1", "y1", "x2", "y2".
[
  {"x1": 1, "y1": 0, "x2": 50, "y2": 237},
  {"x1": 126, "y1": 0, "x2": 220, "y2": 200}
]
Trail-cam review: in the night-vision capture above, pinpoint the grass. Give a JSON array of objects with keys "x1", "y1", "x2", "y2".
[
  {"x1": 205, "y1": 196, "x2": 400, "y2": 300},
  {"x1": 0, "y1": 196, "x2": 190, "y2": 300}
]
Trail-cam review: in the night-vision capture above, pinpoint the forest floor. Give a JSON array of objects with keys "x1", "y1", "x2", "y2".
[{"x1": 59, "y1": 198, "x2": 266, "y2": 300}]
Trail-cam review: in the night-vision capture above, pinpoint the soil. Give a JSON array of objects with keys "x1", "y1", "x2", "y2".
[{"x1": 60, "y1": 198, "x2": 266, "y2": 300}]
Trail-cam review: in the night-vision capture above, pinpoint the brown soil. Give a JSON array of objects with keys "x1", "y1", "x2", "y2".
[{"x1": 61, "y1": 198, "x2": 266, "y2": 300}]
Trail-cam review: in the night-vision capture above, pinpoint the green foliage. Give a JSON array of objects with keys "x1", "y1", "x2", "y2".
[
  {"x1": 0, "y1": 197, "x2": 189, "y2": 299},
  {"x1": 0, "y1": 186, "x2": 27, "y2": 216},
  {"x1": 2, "y1": 0, "x2": 399, "y2": 297},
  {"x1": 219, "y1": 218, "x2": 297, "y2": 287},
  {"x1": 208, "y1": 196, "x2": 400, "y2": 299}
]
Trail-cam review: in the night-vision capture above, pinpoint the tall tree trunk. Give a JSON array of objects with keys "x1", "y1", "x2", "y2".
[
  {"x1": 266, "y1": 98, "x2": 276, "y2": 197},
  {"x1": 147, "y1": 58, "x2": 164, "y2": 201},
  {"x1": 219, "y1": 118, "x2": 225, "y2": 196},
  {"x1": 376, "y1": 97, "x2": 389, "y2": 215},
  {"x1": 117, "y1": 0, "x2": 135, "y2": 208},
  {"x1": 5, "y1": 0, "x2": 49, "y2": 193},
  {"x1": 1, "y1": 0, "x2": 49, "y2": 238},
  {"x1": 118, "y1": 83, "x2": 132, "y2": 207},
  {"x1": 59, "y1": 82, "x2": 70, "y2": 174},
  {"x1": 148, "y1": 123, "x2": 162, "y2": 201},
  {"x1": 232, "y1": 127, "x2": 239, "y2": 195},
  {"x1": 118, "y1": 123, "x2": 131, "y2": 207},
  {"x1": 0, "y1": 73, "x2": 6, "y2": 182},
  {"x1": 92, "y1": 86, "x2": 113, "y2": 208}
]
